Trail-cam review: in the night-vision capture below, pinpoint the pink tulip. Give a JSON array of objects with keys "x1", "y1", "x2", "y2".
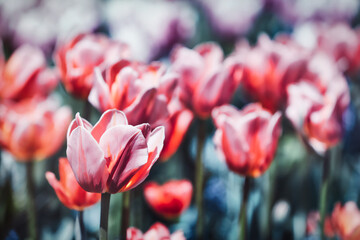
[
  {"x1": 89, "y1": 60, "x2": 177, "y2": 127},
  {"x1": 212, "y1": 103, "x2": 282, "y2": 177},
  {"x1": 234, "y1": 35, "x2": 309, "y2": 112},
  {"x1": 171, "y1": 43, "x2": 243, "y2": 119},
  {"x1": 0, "y1": 97, "x2": 72, "y2": 161},
  {"x1": 54, "y1": 33, "x2": 130, "y2": 99},
  {"x1": 66, "y1": 109, "x2": 165, "y2": 193},
  {"x1": 286, "y1": 53, "x2": 350, "y2": 154},
  {"x1": 127, "y1": 222, "x2": 185, "y2": 240},
  {"x1": 0, "y1": 44, "x2": 58, "y2": 101},
  {"x1": 46, "y1": 157, "x2": 101, "y2": 210}
]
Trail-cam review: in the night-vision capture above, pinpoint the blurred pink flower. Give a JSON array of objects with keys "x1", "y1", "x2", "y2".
[
  {"x1": 286, "y1": 53, "x2": 350, "y2": 154},
  {"x1": 0, "y1": 96, "x2": 72, "y2": 161},
  {"x1": 55, "y1": 33, "x2": 130, "y2": 99},
  {"x1": 105, "y1": 0, "x2": 196, "y2": 62},
  {"x1": 0, "y1": 44, "x2": 58, "y2": 101},
  {"x1": 46, "y1": 157, "x2": 101, "y2": 211},
  {"x1": 212, "y1": 103, "x2": 282, "y2": 177},
  {"x1": 171, "y1": 43, "x2": 243, "y2": 119},
  {"x1": 66, "y1": 109, "x2": 165, "y2": 193},
  {"x1": 127, "y1": 222, "x2": 185, "y2": 240},
  {"x1": 234, "y1": 34, "x2": 309, "y2": 112}
]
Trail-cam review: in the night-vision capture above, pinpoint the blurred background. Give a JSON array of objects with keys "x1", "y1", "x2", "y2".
[{"x1": 1, "y1": 0, "x2": 360, "y2": 239}]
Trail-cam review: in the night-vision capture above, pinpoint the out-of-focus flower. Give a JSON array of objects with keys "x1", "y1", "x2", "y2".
[
  {"x1": 0, "y1": 96, "x2": 72, "y2": 161},
  {"x1": 324, "y1": 202, "x2": 360, "y2": 240},
  {"x1": 46, "y1": 157, "x2": 101, "y2": 211},
  {"x1": 292, "y1": 22, "x2": 360, "y2": 75},
  {"x1": 144, "y1": 180, "x2": 192, "y2": 219},
  {"x1": 160, "y1": 99, "x2": 193, "y2": 161},
  {"x1": 0, "y1": 0, "x2": 101, "y2": 55},
  {"x1": 306, "y1": 211, "x2": 320, "y2": 235},
  {"x1": 127, "y1": 222, "x2": 185, "y2": 240},
  {"x1": 0, "y1": 44, "x2": 58, "y2": 101},
  {"x1": 286, "y1": 53, "x2": 350, "y2": 154},
  {"x1": 66, "y1": 109, "x2": 165, "y2": 193},
  {"x1": 105, "y1": 0, "x2": 196, "y2": 62},
  {"x1": 268, "y1": 0, "x2": 359, "y2": 25},
  {"x1": 171, "y1": 43, "x2": 243, "y2": 119},
  {"x1": 212, "y1": 103, "x2": 282, "y2": 177},
  {"x1": 234, "y1": 34, "x2": 309, "y2": 112},
  {"x1": 197, "y1": 0, "x2": 263, "y2": 39},
  {"x1": 55, "y1": 33, "x2": 130, "y2": 99},
  {"x1": 89, "y1": 60, "x2": 176, "y2": 127}
]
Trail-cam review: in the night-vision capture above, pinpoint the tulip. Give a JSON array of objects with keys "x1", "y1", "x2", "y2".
[
  {"x1": 0, "y1": 44, "x2": 58, "y2": 101},
  {"x1": 55, "y1": 33, "x2": 130, "y2": 99},
  {"x1": 66, "y1": 109, "x2": 165, "y2": 194},
  {"x1": 324, "y1": 202, "x2": 360, "y2": 240},
  {"x1": 171, "y1": 42, "x2": 243, "y2": 119},
  {"x1": 0, "y1": 97, "x2": 72, "y2": 161},
  {"x1": 89, "y1": 60, "x2": 177, "y2": 126},
  {"x1": 46, "y1": 157, "x2": 101, "y2": 210},
  {"x1": 286, "y1": 53, "x2": 350, "y2": 154},
  {"x1": 234, "y1": 35, "x2": 309, "y2": 112},
  {"x1": 127, "y1": 222, "x2": 185, "y2": 240},
  {"x1": 212, "y1": 103, "x2": 282, "y2": 177},
  {"x1": 144, "y1": 180, "x2": 193, "y2": 219}
]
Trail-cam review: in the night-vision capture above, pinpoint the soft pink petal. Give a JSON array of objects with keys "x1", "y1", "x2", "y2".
[
  {"x1": 67, "y1": 113, "x2": 93, "y2": 140},
  {"x1": 89, "y1": 68, "x2": 113, "y2": 112}
]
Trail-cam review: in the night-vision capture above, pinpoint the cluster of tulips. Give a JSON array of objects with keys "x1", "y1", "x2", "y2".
[{"x1": 1, "y1": 16, "x2": 360, "y2": 240}]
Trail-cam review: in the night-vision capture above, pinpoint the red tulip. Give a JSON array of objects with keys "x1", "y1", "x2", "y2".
[
  {"x1": 54, "y1": 34, "x2": 130, "y2": 99},
  {"x1": 286, "y1": 53, "x2": 350, "y2": 154},
  {"x1": 212, "y1": 103, "x2": 282, "y2": 177},
  {"x1": 144, "y1": 180, "x2": 192, "y2": 219},
  {"x1": 324, "y1": 202, "x2": 360, "y2": 240},
  {"x1": 171, "y1": 42, "x2": 242, "y2": 119},
  {"x1": 160, "y1": 99, "x2": 193, "y2": 161},
  {"x1": 234, "y1": 35, "x2": 309, "y2": 112},
  {"x1": 0, "y1": 44, "x2": 58, "y2": 101},
  {"x1": 0, "y1": 97, "x2": 72, "y2": 161},
  {"x1": 66, "y1": 109, "x2": 165, "y2": 193},
  {"x1": 89, "y1": 60, "x2": 177, "y2": 126},
  {"x1": 46, "y1": 158, "x2": 101, "y2": 210},
  {"x1": 127, "y1": 222, "x2": 185, "y2": 240}
]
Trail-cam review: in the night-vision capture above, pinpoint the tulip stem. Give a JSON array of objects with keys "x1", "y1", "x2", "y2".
[
  {"x1": 195, "y1": 119, "x2": 206, "y2": 240},
  {"x1": 100, "y1": 193, "x2": 111, "y2": 240},
  {"x1": 78, "y1": 210, "x2": 86, "y2": 240},
  {"x1": 26, "y1": 161, "x2": 37, "y2": 240},
  {"x1": 239, "y1": 177, "x2": 250, "y2": 240},
  {"x1": 120, "y1": 191, "x2": 130, "y2": 240},
  {"x1": 319, "y1": 150, "x2": 330, "y2": 240}
]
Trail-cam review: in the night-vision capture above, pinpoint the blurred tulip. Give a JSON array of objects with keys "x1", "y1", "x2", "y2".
[
  {"x1": 127, "y1": 222, "x2": 185, "y2": 240},
  {"x1": 234, "y1": 35, "x2": 309, "y2": 112},
  {"x1": 46, "y1": 157, "x2": 101, "y2": 210},
  {"x1": 171, "y1": 43, "x2": 242, "y2": 119},
  {"x1": 286, "y1": 53, "x2": 350, "y2": 154},
  {"x1": 324, "y1": 202, "x2": 360, "y2": 240},
  {"x1": 306, "y1": 211, "x2": 320, "y2": 236},
  {"x1": 212, "y1": 103, "x2": 282, "y2": 177},
  {"x1": 0, "y1": 96, "x2": 72, "y2": 161},
  {"x1": 292, "y1": 22, "x2": 360, "y2": 74},
  {"x1": 144, "y1": 180, "x2": 192, "y2": 219},
  {"x1": 105, "y1": 0, "x2": 196, "y2": 62},
  {"x1": 0, "y1": 44, "x2": 58, "y2": 101},
  {"x1": 55, "y1": 33, "x2": 130, "y2": 99},
  {"x1": 66, "y1": 109, "x2": 165, "y2": 193},
  {"x1": 89, "y1": 60, "x2": 176, "y2": 127}
]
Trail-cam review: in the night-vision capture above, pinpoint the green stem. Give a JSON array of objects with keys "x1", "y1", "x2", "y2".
[
  {"x1": 120, "y1": 191, "x2": 130, "y2": 240},
  {"x1": 78, "y1": 210, "x2": 86, "y2": 240},
  {"x1": 100, "y1": 193, "x2": 111, "y2": 240},
  {"x1": 319, "y1": 150, "x2": 330, "y2": 240},
  {"x1": 239, "y1": 177, "x2": 250, "y2": 240},
  {"x1": 26, "y1": 161, "x2": 37, "y2": 240},
  {"x1": 195, "y1": 119, "x2": 206, "y2": 240}
]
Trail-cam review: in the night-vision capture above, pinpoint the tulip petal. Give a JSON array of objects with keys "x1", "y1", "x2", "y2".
[
  {"x1": 46, "y1": 172, "x2": 73, "y2": 209},
  {"x1": 67, "y1": 113, "x2": 93, "y2": 139},
  {"x1": 67, "y1": 126, "x2": 106, "y2": 193},
  {"x1": 89, "y1": 68, "x2": 113, "y2": 111}
]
